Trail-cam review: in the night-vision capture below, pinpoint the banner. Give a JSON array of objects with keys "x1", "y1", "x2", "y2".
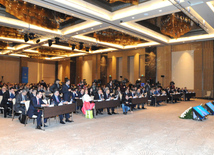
[{"x1": 22, "y1": 67, "x2": 28, "y2": 83}]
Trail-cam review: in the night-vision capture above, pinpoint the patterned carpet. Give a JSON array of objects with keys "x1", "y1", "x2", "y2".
[{"x1": 0, "y1": 99, "x2": 214, "y2": 155}]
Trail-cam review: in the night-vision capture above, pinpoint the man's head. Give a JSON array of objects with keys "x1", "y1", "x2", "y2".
[
  {"x1": 65, "y1": 79, "x2": 70, "y2": 85},
  {"x1": 55, "y1": 79, "x2": 60, "y2": 84},
  {"x1": 54, "y1": 90, "x2": 59, "y2": 96},
  {"x1": 2, "y1": 86, "x2": 6, "y2": 93},
  {"x1": 98, "y1": 89, "x2": 102, "y2": 94},
  {"x1": 22, "y1": 89, "x2": 27, "y2": 96},
  {"x1": 32, "y1": 89, "x2": 37, "y2": 95},
  {"x1": 36, "y1": 91, "x2": 42, "y2": 98},
  {"x1": 9, "y1": 87, "x2": 14, "y2": 93}
]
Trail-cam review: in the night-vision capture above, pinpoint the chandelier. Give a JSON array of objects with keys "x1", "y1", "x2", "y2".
[
  {"x1": 94, "y1": 29, "x2": 142, "y2": 46},
  {"x1": 106, "y1": 0, "x2": 139, "y2": 5},
  {"x1": 160, "y1": 13, "x2": 192, "y2": 39},
  {"x1": 0, "y1": 41, "x2": 7, "y2": 49},
  {"x1": 0, "y1": 26, "x2": 24, "y2": 39},
  {"x1": 0, "y1": 0, "x2": 73, "y2": 30}
]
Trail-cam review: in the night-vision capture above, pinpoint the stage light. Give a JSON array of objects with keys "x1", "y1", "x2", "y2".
[
  {"x1": 48, "y1": 40, "x2": 53, "y2": 47},
  {"x1": 36, "y1": 39, "x2": 40, "y2": 44},
  {"x1": 85, "y1": 47, "x2": 90, "y2": 52},
  {"x1": 55, "y1": 37, "x2": 60, "y2": 44},
  {"x1": 79, "y1": 42, "x2": 84, "y2": 50},
  {"x1": 24, "y1": 34, "x2": 29, "y2": 42},
  {"x1": 29, "y1": 33, "x2": 35, "y2": 40},
  {"x1": 71, "y1": 44, "x2": 76, "y2": 51}
]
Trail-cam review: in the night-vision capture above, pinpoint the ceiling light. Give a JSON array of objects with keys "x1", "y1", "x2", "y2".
[
  {"x1": 85, "y1": 47, "x2": 90, "y2": 52},
  {"x1": 55, "y1": 37, "x2": 60, "y2": 44},
  {"x1": 36, "y1": 39, "x2": 40, "y2": 44},
  {"x1": 79, "y1": 42, "x2": 84, "y2": 50},
  {"x1": 72, "y1": 44, "x2": 76, "y2": 51},
  {"x1": 48, "y1": 40, "x2": 53, "y2": 47},
  {"x1": 29, "y1": 33, "x2": 35, "y2": 40},
  {"x1": 144, "y1": 13, "x2": 149, "y2": 16},
  {"x1": 132, "y1": 17, "x2": 135, "y2": 19},
  {"x1": 159, "y1": 10, "x2": 162, "y2": 12},
  {"x1": 24, "y1": 34, "x2": 29, "y2": 42}
]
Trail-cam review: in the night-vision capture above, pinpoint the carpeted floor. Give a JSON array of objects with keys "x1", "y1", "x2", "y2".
[{"x1": 0, "y1": 99, "x2": 214, "y2": 155}]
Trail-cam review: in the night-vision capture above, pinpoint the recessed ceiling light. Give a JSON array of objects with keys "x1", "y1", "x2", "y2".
[
  {"x1": 159, "y1": 10, "x2": 162, "y2": 12},
  {"x1": 132, "y1": 17, "x2": 135, "y2": 19},
  {"x1": 76, "y1": 32, "x2": 78, "y2": 34},
  {"x1": 144, "y1": 13, "x2": 149, "y2": 16},
  {"x1": 91, "y1": 28, "x2": 94, "y2": 30}
]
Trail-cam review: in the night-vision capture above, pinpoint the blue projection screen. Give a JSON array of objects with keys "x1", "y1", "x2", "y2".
[
  {"x1": 205, "y1": 102, "x2": 214, "y2": 114},
  {"x1": 192, "y1": 105, "x2": 209, "y2": 118}
]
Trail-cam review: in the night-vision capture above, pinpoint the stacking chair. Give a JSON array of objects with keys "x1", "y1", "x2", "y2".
[
  {"x1": 0, "y1": 96, "x2": 4, "y2": 115},
  {"x1": 12, "y1": 98, "x2": 22, "y2": 121},
  {"x1": 205, "y1": 91, "x2": 211, "y2": 99},
  {"x1": 24, "y1": 100, "x2": 37, "y2": 126}
]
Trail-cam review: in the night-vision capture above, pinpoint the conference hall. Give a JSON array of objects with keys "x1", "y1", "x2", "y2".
[{"x1": 0, "y1": 0, "x2": 214, "y2": 154}]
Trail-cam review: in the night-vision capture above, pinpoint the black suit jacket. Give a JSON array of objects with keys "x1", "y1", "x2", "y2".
[
  {"x1": 51, "y1": 95, "x2": 61, "y2": 106},
  {"x1": 1, "y1": 91, "x2": 14, "y2": 106},
  {"x1": 94, "y1": 93, "x2": 103, "y2": 100},
  {"x1": 104, "y1": 93, "x2": 111, "y2": 100},
  {"x1": 27, "y1": 97, "x2": 45, "y2": 117},
  {"x1": 15, "y1": 93, "x2": 28, "y2": 112},
  {"x1": 50, "y1": 83, "x2": 61, "y2": 93},
  {"x1": 62, "y1": 84, "x2": 71, "y2": 101}
]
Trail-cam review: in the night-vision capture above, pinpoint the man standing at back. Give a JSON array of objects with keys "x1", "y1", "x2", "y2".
[
  {"x1": 61, "y1": 79, "x2": 72, "y2": 122},
  {"x1": 50, "y1": 79, "x2": 61, "y2": 93}
]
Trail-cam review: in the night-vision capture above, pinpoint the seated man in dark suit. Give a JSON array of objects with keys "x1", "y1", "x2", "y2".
[
  {"x1": 104, "y1": 89, "x2": 116, "y2": 115},
  {"x1": 15, "y1": 89, "x2": 29, "y2": 114},
  {"x1": 94, "y1": 89, "x2": 104, "y2": 115},
  {"x1": 27, "y1": 91, "x2": 49, "y2": 130},
  {"x1": 78, "y1": 89, "x2": 85, "y2": 98},
  {"x1": 1, "y1": 87, "x2": 15, "y2": 118},
  {"x1": 51, "y1": 90, "x2": 70, "y2": 124},
  {"x1": 0, "y1": 86, "x2": 7, "y2": 96},
  {"x1": 61, "y1": 79, "x2": 72, "y2": 122}
]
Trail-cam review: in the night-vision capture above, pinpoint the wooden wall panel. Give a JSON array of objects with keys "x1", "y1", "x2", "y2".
[
  {"x1": 157, "y1": 45, "x2": 171, "y2": 88},
  {"x1": 108, "y1": 48, "x2": 145, "y2": 84},
  {"x1": 0, "y1": 56, "x2": 20, "y2": 83},
  {"x1": 202, "y1": 41, "x2": 213, "y2": 97},
  {"x1": 107, "y1": 58, "x2": 112, "y2": 83}
]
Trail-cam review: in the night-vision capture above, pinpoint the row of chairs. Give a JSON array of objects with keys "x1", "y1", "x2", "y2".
[{"x1": 0, "y1": 96, "x2": 53, "y2": 127}]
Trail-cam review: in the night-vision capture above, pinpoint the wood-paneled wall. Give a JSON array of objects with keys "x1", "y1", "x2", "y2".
[
  {"x1": 157, "y1": 40, "x2": 214, "y2": 98},
  {"x1": 107, "y1": 48, "x2": 146, "y2": 83},
  {"x1": 0, "y1": 56, "x2": 56, "y2": 84},
  {"x1": 0, "y1": 56, "x2": 20, "y2": 83}
]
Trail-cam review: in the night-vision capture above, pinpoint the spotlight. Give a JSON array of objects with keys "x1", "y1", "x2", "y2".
[
  {"x1": 71, "y1": 44, "x2": 76, "y2": 51},
  {"x1": 79, "y1": 42, "x2": 84, "y2": 50},
  {"x1": 48, "y1": 40, "x2": 53, "y2": 47},
  {"x1": 85, "y1": 47, "x2": 90, "y2": 52},
  {"x1": 55, "y1": 37, "x2": 60, "y2": 44},
  {"x1": 29, "y1": 33, "x2": 35, "y2": 40},
  {"x1": 24, "y1": 34, "x2": 29, "y2": 42},
  {"x1": 36, "y1": 39, "x2": 40, "y2": 44}
]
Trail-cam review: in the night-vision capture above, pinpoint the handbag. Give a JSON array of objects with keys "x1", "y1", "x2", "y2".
[{"x1": 85, "y1": 110, "x2": 93, "y2": 119}]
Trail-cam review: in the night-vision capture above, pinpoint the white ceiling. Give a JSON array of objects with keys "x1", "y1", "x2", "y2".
[{"x1": 0, "y1": 0, "x2": 214, "y2": 60}]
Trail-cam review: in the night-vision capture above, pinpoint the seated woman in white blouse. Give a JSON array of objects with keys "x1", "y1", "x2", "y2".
[{"x1": 81, "y1": 89, "x2": 95, "y2": 115}]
